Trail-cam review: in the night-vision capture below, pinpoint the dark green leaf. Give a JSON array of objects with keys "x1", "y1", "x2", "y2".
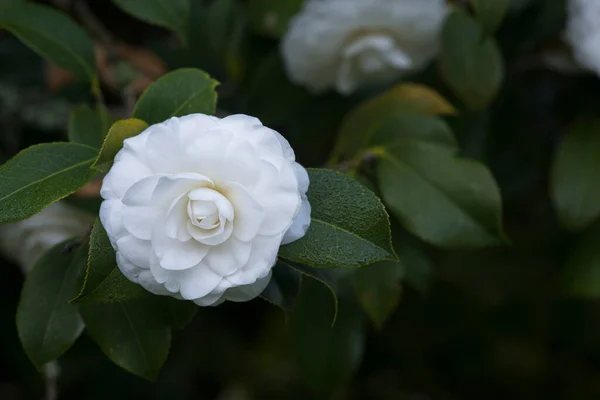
[
  {"x1": 0, "y1": 143, "x2": 97, "y2": 223},
  {"x1": 284, "y1": 261, "x2": 339, "y2": 317},
  {"x1": 291, "y1": 279, "x2": 365, "y2": 393},
  {"x1": 68, "y1": 105, "x2": 115, "y2": 149},
  {"x1": 133, "y1": 68, "x2": 219, "y2": 125},
  {"x1": 80, "y1": 299, "x2": 171, "y2": 381},
  {"x1": 332, "y1": 83, "x2": 456, "y2": 162},
  {"x1": 353, "y1": 260, "x2": 403, "y2": 330},
  {"x1": 73, "y1": 219, "x2": 147, "y2": 304},
  {"x1": 92, "y1": 118, "x2": 149, "y2": 173},
  {"x1": 260, "y1": 261, "x2": 302, "y2": 312},
  {"x1": 370, "y1": 114, "x2": 458, "y2": 152},
  {"x1": 564, "y1": 224, "x2": 600, "y2": 297},
  {"x1": 551, "y1": 121, "x2": 600, "y2": 231},
  {"x1": 248, "y1": 0, "x2": 304, "y2": 38},
  {"x1": 395, "y1": 234, "x2": 433, "y2": 295},
  {"x1": 471, "y1": 0, "x2": 511, "y2": 34},
  {"x1": 378, "y1": 141, "x2": 505, "y2": 248},
  {"x1": 279, "y1": 168, "x2": 396, "y2": 268},
  {"x1": 17, "y1": 239, "x2": 87, "y2": 368},
  {"x1": 439, "y1": 8, "x2": 504, "y2": 110},
  {"x1": 112, "y1": 0, "x2": 189, "y2": 45},
  {"x1": 0, "y1": 2, "x2": 96, "y2": 81},
  {"x1": 156, "y1": 297, "x2": 197, "y2": 330}
]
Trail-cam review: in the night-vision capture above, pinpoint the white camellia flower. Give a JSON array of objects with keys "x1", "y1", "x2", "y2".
[
  {"x1": 0, "y1": 202, "x2": 94, "y2": 273},
  {"x1": 100, "y1": 114, "x2": 310, "y2": 306},
  {"x1": 281, "y1": 0, "x2": 448, "y2": 95},
  {"x1": 566, "y1": 0, "x2": 600, "y2": 76}
]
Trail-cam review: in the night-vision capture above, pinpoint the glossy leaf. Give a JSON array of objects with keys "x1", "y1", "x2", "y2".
[
  {"x1": 0, "y1": 143, "x2": 97, "y2": 223},
  {"x1": 439, "y1": 8, "x2": 504, "y2": 110},
  {"x1": 378, "y1": 142, "x2": 505, "y2": 248},
  {"x1": 112, "y1": 0, "x2": 190, "y2": 44},
  {"x1": 80, "y1": 299, "x2": 171, "y2": 381},
  {"x1": 292, "y1": 278, "x2": 365, "y2": 393},
  {"x1": 353, "y1": 260, "x2": 403, "y2": 330},
  {"x1": 133, "y1": 68, "x2": 219, "y2": 125},
  {"x1": 0, "y1": 2, "x2": 96, "y2": 81},
  {"x1": 471, "y1": 0, "x2": 511, "y2": 34},
  {"x1": 68, "y1": 105, "x2": 115, "y2": 149},
  {"x1": 551, "y1": 121, "x2": 600, "y2": 231},
  {"x1": 17, "y1": 240, "x2": 87, "y2": 368},
  {"x1": 332, "y1": 83, "x2": 456, "y2": 162},
  {"x1": 279, "y1": 168, "x2": 396, "y2": 268},
  {"x1": 92, "y1": 118, "x2": 149, "y2": 173},
  {"x1": 248, "y1": 0, "x2": 304, "y2": 38},
  {"x1": 73, "y1": 219, "x2": 147, "y2": 304}
]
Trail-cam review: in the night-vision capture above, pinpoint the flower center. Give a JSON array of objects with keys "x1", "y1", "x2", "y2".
[{"x1": 184, "y1": 188, "x2": 235, "y2": 245}]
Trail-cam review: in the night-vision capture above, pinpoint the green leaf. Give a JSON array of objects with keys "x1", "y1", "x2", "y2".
[
  {"x1": 395, "y1": 234, "x2": 433, "y2": 295},
  {"x1": 17, "y1": 239, "x2": 87, "y2": 368},
  {"x1": 0, "y1": 2, "x2": 96, "y2": 81},
  {"x1": 156, "y1": 297, "x2": 197, "y2": 330},
  {"x1": 563, "y1": 223, "x2": 600, "y2": 297},
  {"x1": 291, "y1": 279, "x2": 365, "y2": 393},
  {"x1": 133, "y1": 68, "x2": 219, "y2": 125},
  {"x1": 0, "y1": 142, "x2": 98, "y2": 223},
  {"x1": 268, "y1": 260, "x2": 340, "y2": 324},
  {"x1": 248, "y1": 0, "x2": 304, "y2": 38},
  {"x1": 112, "y1": 0, "x2": 189, "y2": 45},
  {"x1": 279, "y1": 168, "x2": 396, "y2": 268},
  {"x1": 332, "y1": 83, "x2": 456, "y2": 163},
  {"x1": 79, "y1": 299, "x2": 171, "y2": 381},
  {"x1": 92, "y1": 118, "x2": 149, "y2": 173},
  {"x1": 471, "y1": 0, "x2": 511, "y2": 34},
  {"x1": 73, "y1": 219, "x2": 147, "y2": 304},
  {"x1": 260, "y1": 261, "x2": 302, "y2": 312},
  {"x1": 68, "y1": 105, "x2": 115, "y2": 149},
  {"x1": 378, "y1": 141, "x2": 505, "y2": 248},
  {"x1": 353, "y1": 260, "x2": 403, "y2": 330},
  {"x1": 439, "y1": 8, "x2": 504, "y2": 110},
  {"x1": 0, "y1": 0, "x2": 22, "y2": 9},
  {"x1": 370, "y1": 114, "x2": 458, "y2": 152},
  {"x1": 551, "y1": 121, "x2": 600, "y2": 231}
]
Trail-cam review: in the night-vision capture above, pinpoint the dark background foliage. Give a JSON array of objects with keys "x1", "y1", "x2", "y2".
[{"x1": 4, "y1": 0, "x2": 600, "y2": 399}]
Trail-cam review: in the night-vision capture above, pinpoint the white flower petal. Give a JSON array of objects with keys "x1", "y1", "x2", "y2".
[
  {"x1": 121, "y1": 205, "x2": 159, "y2": 240},
  {"x1": 281, "y1": 0, "x2": 448, "y2": 94},
  {"x1": 157, "y1": 239, "x2": 210, "y2": 270},
  {"x1": 116, "y1": 236, "x2": 152, "y2": 269},
  {"x1": 226, "y1": 235, "x2": 280, "y2": 285},
  {"x1": 152, "y1": 173, "x2": 214, "y2": 207},
  {"x1": 121, "y1": 175, "x2": 161, "y2": 206},
  {"x1": 225, "y1": 182, "x2": 265, "y2": 241},
  {"x1": 282, "y1": 196, "x2": 311, "y2": 245},
  {"x1": 164, "y1": 193, "x2": 192, "y2": 241},
  {"x1": 223, "y1": 271, "x2": 272, "y2": 303},
  {"x1": 179, "y1": 266, "x2": 223, "y2": 300},
  {"x1": 100, "y1": 113, "x2": 310, "y2": 305},
  {"x1": 99, "y1": 199, "x2": 125, "y2": 243}
]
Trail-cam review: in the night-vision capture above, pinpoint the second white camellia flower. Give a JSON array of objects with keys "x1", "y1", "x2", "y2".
[
  {"x1": 100, "y1": 114, "x2": 311, "y2": 306},
  {"x1": 281, "y1": 0, "x2": 448, "y2": 95}
]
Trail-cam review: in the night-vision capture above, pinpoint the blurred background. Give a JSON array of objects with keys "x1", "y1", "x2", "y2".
[{"x1": 5, "y1": 0, "x2": 600, "y2": 399}]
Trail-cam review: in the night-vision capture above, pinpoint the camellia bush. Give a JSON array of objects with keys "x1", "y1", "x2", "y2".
[{"x1": 2, "y1": 0, "x2": 600, "y2": 398}]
